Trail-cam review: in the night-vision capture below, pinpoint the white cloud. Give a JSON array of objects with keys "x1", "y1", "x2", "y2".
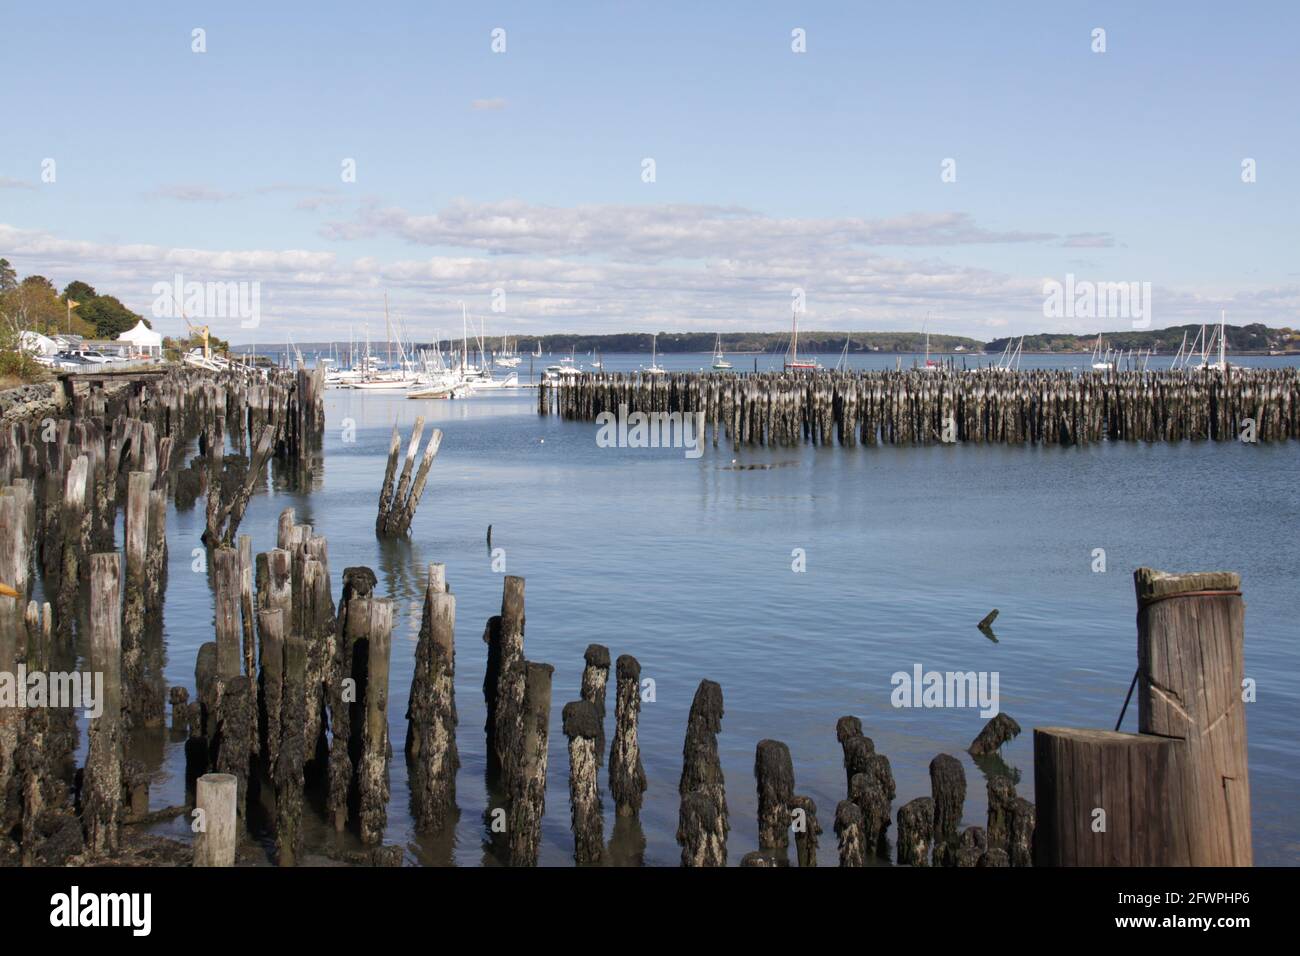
[
  {"x1": 321, "y1": 199, "x2": 1058, "y2": 260},
  {"x1": 2, "y1": 209, "x2": 1294, "y2": 342},
  {"x1": 470, "y1": 98, "x2": 508, "y2": 111}
]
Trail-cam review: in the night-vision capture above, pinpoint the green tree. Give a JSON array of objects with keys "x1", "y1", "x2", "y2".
[
  {"x1": 62, "y1": 280, "x2": 98, "y2": 303},
  {"x1": 77, "y1": 295, "x2": 145, "y2": 339},
  {"x1": 0, "y1": 258, "x2": 16, "y2": 293}
]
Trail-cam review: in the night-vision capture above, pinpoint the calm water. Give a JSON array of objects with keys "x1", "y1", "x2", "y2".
[{"x1": 126, "y1": 355, "x2": 1298, "y2": 865}]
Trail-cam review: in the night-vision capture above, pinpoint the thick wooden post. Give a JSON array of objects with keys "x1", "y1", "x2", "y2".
[
  {"x1": 562, "y1": 699, "x2": 604, "y2": 865},
  {"x1": 83, "y1": 553, "x2": 123, "y2": 858},
  {"x1": 1134, "y1": 568, "x2": 1250, "y2": 865},
  {"x1": 1033, "y1": 568, "x2": 1249, "y2": 866},
  {"x1": 507, "y1": 661, "x2": 553, "y2": 866},
  {"x1": 1034, "y1": 727, "x2": 1191, "y2": 865},
  {"x1": 194, "y1": 772, "x2": 238, "y2": 866},
  {"x1": 406, "y1": 567, "x2": 459, "y2": 833}
]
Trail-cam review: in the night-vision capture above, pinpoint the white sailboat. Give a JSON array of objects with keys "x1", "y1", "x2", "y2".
[
  {"x1": 712, "y1": 334, "x2": 733, "y2": 370},
  {"x1": 495, "y1": 334, "x2": 521, "y2": 368},
  {"x1": 1091, "y1": 336, "x2": 1113, "y2": 371},
  {"x1": 644, "y1": 333, "x2": 667, "y2": 375},
  {"x1": 1201, "y1": 310, "x2": 1228, "y2": 371},
  {"x1": 784, "y1": 310, "x2": 820, "y2": 370}
]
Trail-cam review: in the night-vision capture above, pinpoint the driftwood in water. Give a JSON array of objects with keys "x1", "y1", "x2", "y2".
[{"x1": 969, "y1": 713, "x2": 1022, "y2": 755}]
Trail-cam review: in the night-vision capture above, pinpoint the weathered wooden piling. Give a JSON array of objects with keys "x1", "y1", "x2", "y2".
[
  {"x1": 82, "y1": 552, "x2": 123, "y2": 858},
  {"x1": 790, "y1": 795, "x2": 821, "y2": 867},
  {"x1": 562, "y1": 699, "x2": 604, "y2": 865},
  {"x1": 754, "y1": 739, "x2": 794, "y2": 851},
  {"x1": 276, "y1": 630, "x2": 307, "y2": 866},
  {"x1": 194, "y1": 773, "x2": 238, "y2": 866},
  {"x1": 544, "y1": 366, "x2": 1300, "y2": 449},
  {"x1": 488, "y1": 575, "x2": 527, "y2": 782},
  {"x1": 406, "y1": 565, "x2": 459, "y2": 833},
  {"x1": 358, "y1": 598, "x2": 394, "y2": 845},
  {"x1": 929, "y1": 753, "x2": 966, "y2": 866},
  {"x1": 896, "y1": 796, "x2": 935, "y2": 866},
  {"x1": 1034, "y1": 567, "x2": 1249, "y2": 866},
  {"x1": 676, "y1": 678, "x2": 727, "y2": 866},
  {"x1": 986, "y1": 775, "x2": 1017, "y2": 857},
  {"x1": 327, "y1": 566, "x2": 376, "y2": 830},
  {"x1": 849, "y1": 771, "x2": 891, "y2": 857},
  {"x1": 507, "y1": 661, "x2": 554, "y2": 866},
  {"x1": 375, "y1": 420, "x2": 443, "y2": 536},
  {"x1": 0, "y1": 488, "x2": 29, "y2": 854},
  {"x1": 213, "y1": 547, "x2": 243, "y2": 679},
  {"x1": 580, "y1": 643, "x2": 611, "y2": 766},
  {"x1": 956, "y1": 826, "x2": 987, "y2": 866},
  {"x1": 609, "y1": 654, "x2": 647, "y2": 818},
  {"x1": 834, "y1": 800, "x2": 866, "y2": 866}
]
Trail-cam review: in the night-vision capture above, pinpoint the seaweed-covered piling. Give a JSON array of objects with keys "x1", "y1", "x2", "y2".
[
  {"x1": 580, "y1": 643, "x2": 611, "y2": 766},
  {"x1": 507, "y1": 661, "x2": 553, "y2": 866},
  {"x1": 969, "y1": 713, "x2": 1022, "y2": 756},
  {"x1": 834, "y1": 800, "x2": 866, "y2": 867},
  {"x1": 562, "y1": 699, "x2": 603, "y2": 865},
  {"x1": 790, "y1": 795, "x2": 821, "y2": 867},
  {"x1": 896, "y1": 797, "x2": 935, "y2": 866},
  {"x1": 406, "y1": 565, "x2": 459, "y2": 833},
  {"x1": 849, "y1": 772, "x2": 891, "y2": 858},
  {"x1": 609, "y1": 654, "x2": 647, "y2": 818},
  {"x1": 929, "y1": 753, "x2": 966, "y2": 866},
  {"x1": 754, "y1": 739, "x2": 794, "y2": 851},
  {"x1": 677, "y1": 679, "x2": 727, "y2": 866}
]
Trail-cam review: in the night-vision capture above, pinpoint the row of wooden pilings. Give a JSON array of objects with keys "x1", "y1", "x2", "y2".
[
  {"x1": 2, "y1": 487, "x2": 1252, "y2": 865},
  {"x1": 539, "y1": 366, "x2": 1300, "y2": 446},
  {"x1": 0, "y1": 364, "x2": 325, "y2": 865}
]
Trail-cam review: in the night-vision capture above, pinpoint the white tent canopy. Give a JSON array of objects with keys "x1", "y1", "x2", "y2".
[{"x1": 117, "y1": 319, "x2": 163, "y2": 354}]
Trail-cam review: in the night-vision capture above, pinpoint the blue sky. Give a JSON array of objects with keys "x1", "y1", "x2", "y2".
[{"x1": 2, "y1": 1, "x2": 1296, "y2": 343}]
